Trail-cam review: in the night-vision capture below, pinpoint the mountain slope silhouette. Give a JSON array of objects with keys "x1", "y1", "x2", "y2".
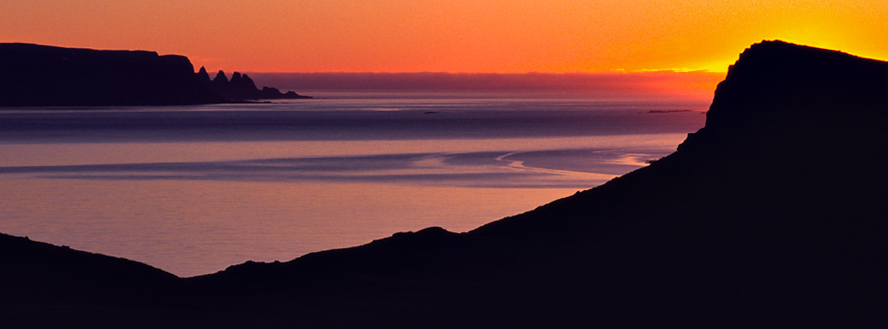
[{"x1": 2, "y1": 41, "x2": 887, "y2": 328}]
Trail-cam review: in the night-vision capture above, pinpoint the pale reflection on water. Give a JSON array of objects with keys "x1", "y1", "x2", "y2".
[
  {"x1": 0, "y1": 136, "x2": 684, "y2": 276},
  {"x1": 0, "y1": 96, "x2": 705, "y2": 277},
  {"x1": 1, "y1": 177, "x2": 592, "y2": 276}
]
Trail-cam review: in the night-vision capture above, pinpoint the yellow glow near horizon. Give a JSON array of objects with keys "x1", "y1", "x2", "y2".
[{"x1": 1, "y1": 1, "x2": 886, "y2": 73}]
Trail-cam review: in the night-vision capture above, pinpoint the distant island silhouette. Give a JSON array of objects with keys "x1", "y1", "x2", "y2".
[
  {"x1": 2, "y1": 41, "x2": 887, "y2": 328},
  {"x1": 0, "y1": 43, "x2": 309, "y2": 107}
]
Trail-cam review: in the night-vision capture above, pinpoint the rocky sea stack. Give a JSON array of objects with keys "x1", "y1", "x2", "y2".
[
  {"x1": 197, "y1": 67, "x2": 310, "y2": 102},
  {"x1": 0, "y1": 43, "x2": 309, "y2": 107},
  {"x1": 2, "y1": 41, "x2": 887, "y2": 328}
]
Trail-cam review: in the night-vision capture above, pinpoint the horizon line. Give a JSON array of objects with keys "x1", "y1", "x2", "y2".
[{"x1": 234, "y1": 70, "x2": 727, "y2": 75}]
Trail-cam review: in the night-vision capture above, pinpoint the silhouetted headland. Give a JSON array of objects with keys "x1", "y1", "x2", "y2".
[
  {"x1": 2, "y1": 41, "x2": 887, "y2": 328},
  {"x1": 0, "y1": 43, "x2": 309, "y2": 107}
]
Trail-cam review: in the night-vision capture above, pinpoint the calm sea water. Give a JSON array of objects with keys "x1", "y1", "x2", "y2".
[{"x1": 0, "y1": 92, "x2": 707, "y2": 276}]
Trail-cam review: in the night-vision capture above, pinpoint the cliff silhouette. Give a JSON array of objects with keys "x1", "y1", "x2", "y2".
[
  {"x1": 2, "y1": 41, "x2": 887, "y2": 328},
  {"x1": 0, "y1": 43, "x2": 309, "y2": 106}
]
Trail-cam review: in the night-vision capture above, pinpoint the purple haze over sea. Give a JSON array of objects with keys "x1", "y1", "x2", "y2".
[{"x1": 0, "y1": 91, "x2": 707, "y2": 276}]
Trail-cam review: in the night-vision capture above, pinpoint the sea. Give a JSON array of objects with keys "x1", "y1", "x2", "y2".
[{"x1": 0, "y1": 91, "x2": 708, "y2": 277}]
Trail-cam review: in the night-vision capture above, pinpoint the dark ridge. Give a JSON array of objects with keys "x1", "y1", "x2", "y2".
[
  {"x1": 0, "y1": 233, "x2": 190, "y2": 328},
  {"x1": 0, "y1": 233, "x2": 179, "y2": 300},
  {"x1": 0, "y1": 43, "x2": 309, "y2": 107},
  {"x1": 2, "y1": 41, "x2": 887, "y2": 328}
]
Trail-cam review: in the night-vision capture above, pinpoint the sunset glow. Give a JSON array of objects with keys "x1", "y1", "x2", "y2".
[{"x1": 3, "y1": 1, "x2": 886, "y2": 73}]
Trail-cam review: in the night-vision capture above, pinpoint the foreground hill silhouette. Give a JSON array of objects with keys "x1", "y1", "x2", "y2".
[
  {"x1": 2, "y1": 41, "x2": 887, "y2": 328},
  {"x1": 0, "y1": 43, "x2": 308, "y2": 106}
]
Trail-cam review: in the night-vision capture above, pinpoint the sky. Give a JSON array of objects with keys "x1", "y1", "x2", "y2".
[{"x1": 2, "y1": 1, "x2": 887, "y2": 73}]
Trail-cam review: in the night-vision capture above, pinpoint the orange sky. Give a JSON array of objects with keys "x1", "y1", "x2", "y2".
[{"x1": 2, "y1": 1, "x2": 887, "y2": 73}]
